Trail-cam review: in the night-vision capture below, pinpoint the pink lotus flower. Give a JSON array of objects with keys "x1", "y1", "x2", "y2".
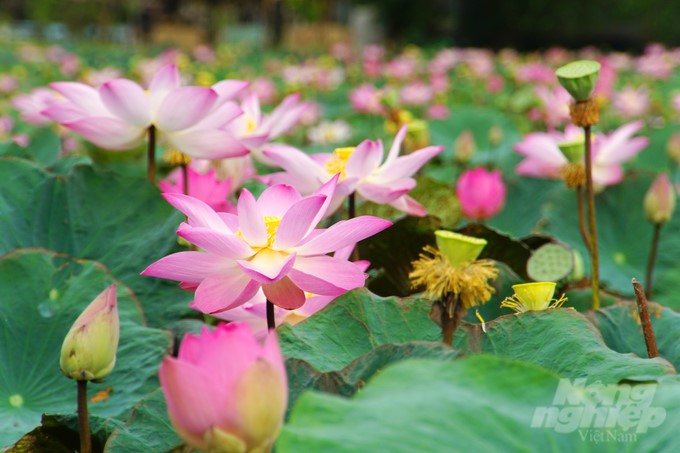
[
  {"x1": 534, "y1": 86, "x2": 571, "y2": 129},
  {"x1": 227, "y1": 92, "x2": 309, "y2": 164},
  {"x1": 515, "y1": 121, "x2": 649, "y2": 187},
  {"x1": 456, "y1": 167, "x2": 506, "y2": 221},
  {"x1": 11, "y1": 87, "x2": 65, "y2": 125},
  {"x1": 612, "y1": 86, "x2": 650, "y2": 119},
  {"x1": 263, "y1": 125, "x2": 444, "y2": 217},
  {"x1": 349, "y1": 83, "x2": 385, "y2": 115},
  {"x1": 399, "y1": 81, "x2": 434, "y2": 106},
  {"x1": 211, "y1": 246, "x2": 369, "y2": 338},
  {"x1": 159, "y1": 323, "x2": 287, "y2": 453},
  {"x1": 159, "y1": 165, "x2": 235, "y2": 213},
  {"x1": 141, "y1": 177, "x2": 391, "y2": 312},
  {"x1": 42, "y1": 64, "x2": 248, "y2": 159}
]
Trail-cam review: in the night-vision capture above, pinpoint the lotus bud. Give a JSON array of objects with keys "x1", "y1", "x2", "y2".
[
  {"x1": 644, "y1": 173, "x2": 676, "y2": 225},
  {"x1": 555, "y1": 60, "x2": 601, "y2": 102},
  {"x1": 60, "y1": 285, "x2": 119, "y2": 381},
  {"x1": 454, "y1": 130, "x2": 476, "y2": 164}
]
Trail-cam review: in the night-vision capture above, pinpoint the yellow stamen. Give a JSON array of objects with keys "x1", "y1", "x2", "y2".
[
  {"x1": 245, "y1": 116, "x2": 258, "y2": 134},
  {"x1": 561, "y1": 163, "x2": 586, "y2": 188},
  {"x1": 164, "y1": 148, "x2": 192, "y2": 166},
  {"x1": 409, "y1": 246, "x2": 498, "y2": 310},
  {"x1": 324, "y1": 146, "x2": 356, "y2": 179},
  {"x1": 264, "y1": 216, "x2": 281, "y2": 247},
  {"x1": 475, "y1": 309, "x2": 487, "y2": 333}
]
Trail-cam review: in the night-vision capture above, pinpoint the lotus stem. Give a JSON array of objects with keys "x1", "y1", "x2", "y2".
[
  {"x1": 583, "y1": 126, "x2": 600, "y2": 310},
  {"x1": 441, "y1": 292, "x2": 464, "y2": 347},
  {"x1": 181, "y1": 162, "x2": 189, "y2": 196},
  {"x1": 645, "y1": 223, "x2": 661, "y2": 299},
  {"x1": 576, "y1": 184, "x2": 591, "y2": 252},
  {"x1": 266, "y1": 300, "x2": 275, "y2": 331},
  {"x1": 632, "y1": 278, "x2": 659, "y2": 358},
  {"x1": 77, "y1": 380, "x2": 92, "y2": 453},
  {"x1": 147, "y1": 125, "x2": 156, "y2": 184}
]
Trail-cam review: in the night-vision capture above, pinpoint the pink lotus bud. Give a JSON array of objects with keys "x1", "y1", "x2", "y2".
[
  {"x1": 456, "y1": 167, "x2": 507, "y2": 221},
  {"x1": 159, "y1": 323, "x2": 287, "y2": 453},
  {"x1": 644, "y1": 173, "x2": 676, "y2": 225},
  {"x1": 60, "y1": 285, "x2": 119, "y2": 381}
]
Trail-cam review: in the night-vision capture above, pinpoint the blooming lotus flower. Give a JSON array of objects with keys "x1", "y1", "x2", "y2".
[
  {"x1": 226, "y1": 92, "x2": 309, "y2": 164},
  {"x1": 399, "y1": 81, "x2": 434, "y2": 106},
  {"x1": 456, "y1": 167, "x2": 507, "y2": 221},
  {"x1": 211, "y1": 245, "x2": 369, "y2": 338},
  {"x1": 11, "y1": 87, "x2": 65, "y2": 125},
  {"x1": 42, "y1": 64, "x2": 248, "y2": 159},
  {"x1": 307, "y1": 120, "x2": 353, "y2": 145},
  {"x1": 612, "y1": 86, "x2": 650, "y2": 118},
  {"x1": 349, "y1": 83, "x2": 385, "y2": 115},
  {"x1": 534, "y1": 86, "x2": 571, "y2": 129},
  {"x1": 159, "y1": 323, "x2": 287, "y2": 453},
  {"x1": 60, "y1": 285, "x2": 119, "y2": 381},
  {"x1": 514, "y1": 121, "x2": 649, "y2": 188},
  {"x1": 263, "y1": 125, "x2": 444, "y2": 217},
  {"x1": 159, "y1": 165, "x2": 235, "y2": 213},
  {"x1": 141, "y1": 176, "x2": 391, "y2": 312}
]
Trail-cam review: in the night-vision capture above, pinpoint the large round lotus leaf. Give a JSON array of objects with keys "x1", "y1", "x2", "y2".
[
  {"x1": 0, "y1": 249, "x2": 172, "y2": 448},
  {"x1": 0, "y1": 157, "x2": 192, "y2": 326},
  {"x1": 278, "y1": 355, "x2": 680, "y2": 452},
  {"x1": 452, "y1": 308, "x2": 674, "y2": 383},
  {"x1": 278, "y1": 288, "x2": 440, "y2": 372}
]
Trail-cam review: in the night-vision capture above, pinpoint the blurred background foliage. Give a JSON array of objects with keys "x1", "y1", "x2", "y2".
[{"x1": 2, "y1": 0, "x2": 680, "y2": 50}]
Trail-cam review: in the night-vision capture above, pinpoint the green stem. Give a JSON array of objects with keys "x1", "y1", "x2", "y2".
[
  {"x1": 576, "y1": 184, "x2": 591, "y2": 253},
  {"x1": 266, "y1": 300, "x2": 275, "y2": 331},
  {"x1": 645, "y1": 223, "x2": 661, "y2": 299},
  {"x1": 77, "y1": 380, "x2": 91, "y2": 453},
  {"x1": 584, "y1": 126, "x2": 600, "y2": 310},
  {"x1": 147, "y1": 125, "x2": 156, "y2": 184},
  {"x1": 181, "y1": 163, "x2": 189, "y2": 196}
]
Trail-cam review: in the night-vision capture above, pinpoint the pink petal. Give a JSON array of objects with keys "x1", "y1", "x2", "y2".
[
  {"x1": 237, "y1": 189, "x2": 267, "y2": 246},
  {"x1": 515, "y1": 158, "x2": 562, "y2": 179},
  {"x1": 256, "y1": 184, "x2": 303, "y2": 218},
  {"x1": 388, "y1": 194, "x2": 427, "y2": 217},
  {"x1": 238, "y1": 249, "x2": 296, "y2": 283},
  {"x1": 50, "y1": 82, "x2": 109, "y2": 116},
  {"x1": 166, "y1": 129, "x2": 248, "y2": 159},
  {"x1": 41, "y1": 103, "x2": 88, "y2": 123},
  {"x1": 289, "y1": 255, "x2": 366, "y2": 295},
  {"x1": 194, "y1": 272, "x2": 261, "y2": 313},
  {"x1": 514, "y1": 134, "x2": 568, "y2": 166},
  {"x1": 148, "y1": 64, "x2": 180, "y2": 112},
  {"x1": 345, "y1": 139, "x2": 383, "y2": 179},
  {"x1": 296, "y1": 216, "x2": 392, "y2": 255},
  {"x1": 140, "y1": 251, "x2": 228, "y2": 282},
  {"x1": 64, "y1": 117, "x2": 145, "y2": 150},
  {"x1": 100, "y1": 79, "x2": 151, "y2": 127},
  {"x1": 212, "y1": 79, "x2": 250, "y2": 101},
  {"x1": 273, "y1": 195, "x2": 326, "y2": 249},
  {"x1": 262, "y1": 276, "x2": 306, "y2": 309},
  {"x1": 384, "y1": 125, "x2": 407, "y2": 165},
  {"x1": 193, "y1": 101, "x2": 243, "y2": 129},
  {"x1": 177, "y1": 227, "x2": 255, "y2": 258},
  {"x1": 374, "y1": 145, "x2": 444, "y2": 183},
  {"x1": 163, "y1": 193, "x2": 231, "y2": 232},
  {"x1": 159, "y1": 357, "x2": 229, "y2": 449},
  {"x1": 155, "y1": 87, "x2": 218, "y2": 131},
  {"x1": 357, "y1": 179, "x2": 415, "y2": 204},
  {"x1": 261, "y1": 145, "x2": 327, "y2": 193},
  {"x1": 309, "y1": 174, "x2": 339, "y2": 225},
  {"x1": 592, "y1": 164, "x2": 624, "y2": 187}
]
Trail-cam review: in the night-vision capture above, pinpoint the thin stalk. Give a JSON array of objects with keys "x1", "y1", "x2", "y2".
[
  {"x1": 181, "y1": 163, "x2": 189, "y2": 196},
  {"x1": 77, "y1": 380, "x2": 91, "y2": 453},
  {"x1": 147, "y1": 125, "x2": 156, "y2": 184},
  {"x1": 266, "y1": 300, "x2": 275, "y2": 330},
  {"x1": 576, "y1": 184, "x2": 591, "y2": 252},
  {"x1": 632, "y1": 278, "x2": 659, "y2": 358},
  {"x1": 441, "y1": 293, "x2": 464, "y2": 346},
  {"x1": 583, "y1": 126, "x2": 600, "y2": 310},
  {"x1": 645, "y1": 223, "x2": 661, "y2": 299}
]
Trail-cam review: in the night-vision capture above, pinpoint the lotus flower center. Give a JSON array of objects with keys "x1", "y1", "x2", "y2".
[
  {"x1": 325, "y1": 147, "x2": 356, "y2": 179},
  {"x1": 245, "y1": 116, "x2": 258, "y2": 134},
  {"x1": 264, "y1": 216, "x2": 282, "y2": 247}
]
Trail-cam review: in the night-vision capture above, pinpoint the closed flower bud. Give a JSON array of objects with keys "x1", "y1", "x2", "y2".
[
  {"x1": 456, "y1": 167, "x2": 507, "y2": 221},
  {"x1": 644, "y1": 173, "x2": 676, "y2": 225},
  {"x1": 159, "y1": 323, "x2": 287, "y2": 453},
  {"x1": 60, "y1": 285, "x2": 119, "y2": 381},
  {"x1": 454, "y1": 130, "x2": 476, "y2": 164}
]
